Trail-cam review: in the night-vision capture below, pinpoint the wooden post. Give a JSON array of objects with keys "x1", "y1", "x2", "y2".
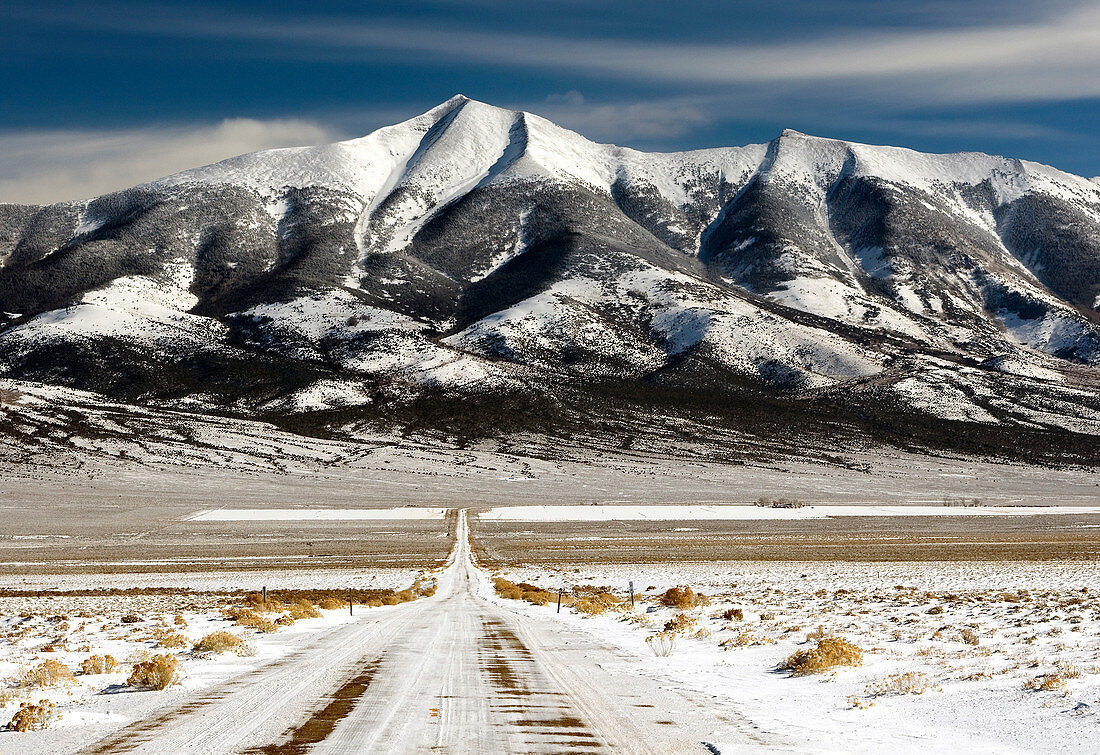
[
  {"x1": 349, "y1": 594, "x2": 353, "y2": 616},
  {"x1": 557, "y1": 588, "x2": 563, "y2": 614},
  {"x1": 629, "y1": 581, "x2": 634, "y2": 608},
  {"x1": 262, "y1": 586, "x2": 267, "y2": 603}
]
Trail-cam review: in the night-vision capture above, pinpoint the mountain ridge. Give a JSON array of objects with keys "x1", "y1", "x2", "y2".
[{"x1": 1, "y1": 96, "x2": 1099, "y2": 464}]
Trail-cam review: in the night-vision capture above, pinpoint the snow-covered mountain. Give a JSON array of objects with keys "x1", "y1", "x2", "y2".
[{"x1": 2, "y1": 95, "x2": 1099, "y2": 461}]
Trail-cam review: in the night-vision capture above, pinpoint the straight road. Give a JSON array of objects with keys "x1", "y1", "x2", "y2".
[{"x1": 84, "y1": 511, "x2": 765, "y2": 754}]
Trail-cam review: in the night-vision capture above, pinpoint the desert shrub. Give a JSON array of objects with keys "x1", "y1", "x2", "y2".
[
  {"x1": 782, "y1": 637, "x2": 863, "y2": 676},
  {"x1": 959, "y1": 628, "x2": 979, "y2": 646},
  {"x1": 1056, "y1": 661, "x2": 1082, "y2": 679},
  {"x1": 572, "y1": 597, "x2": 609, "y2": 616},
  {"x1": 806, "y1": 625, "x2": 829, "y2": 641},
  {"x1": 660, "y1": 587, "x2": 709, "y2": 609},
  {"x1": 721, "y1": 608, "x2": 744, "y2": 621},
  {"x1": 127, "y1": 655, "x2": 180, "y2": 690},
  {"x1": 20, "y1": 659, "x2": 74, "y2": 688},
  {"x1": 80, "y1": 655, "x2": 120, "y2": 675},
  {"x1": 229, "y1": 610, "x2": 278, "y2": 633},
  {"x1": 287, "y1": 600, "x2": 321, "y2": 620},
  {"x1": 193, "y1": 631, "x2": 245, "y2": 654},
  {"x1": 120, "y1": 614, "x2": 142, "y2": 624},
  {"x1": 664, "y1": 613, "x2": 697, "y2": 633},
  {"x1": 152, "y1": 628, "x2": 189, "y2": 648},
  {"x1": 7, "y1": 699, "x2": 56, "y2": 731},
  {"x1": 492, "y1": 577, "x2": 555, "y2": 606},
  {"x1": 174, "y1": 614, "x2": 188, "y2": 627},
  {"x1": 571, "y1": 585, "x2": 620, "y2": 615},
  {"x1": 866, "y1": 672, "x2": 936, "y2": 696},
  {"x1": 244, "y1": 593, "x2": 285, "y2": 613},
  {"x1": 316, "y1": 597, "x2": 343, "y2": 610},
  {"x1": 720, "y1": 630, "x2": 773, "y2": 648},
  {"x1": 275, "y1": 615, "x2": 296, "y2": 627},
  {"x1": 927, "y1": 606, "x2": 944, "y2": 615},
  {"x1": 646, "y1": 631, "x2": 676, "y2": 657},
  {"x1": 1023, "y1": 674, "x2": 1069, "y2": 692}
]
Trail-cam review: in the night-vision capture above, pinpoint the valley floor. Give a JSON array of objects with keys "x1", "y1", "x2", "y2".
[{"x1": 1, "y1": 507, "x2": 1100, "y2": 751}]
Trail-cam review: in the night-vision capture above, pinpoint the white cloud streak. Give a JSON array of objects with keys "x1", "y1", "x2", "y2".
[
  {"x1": 0, "y1": 118, "x2": 339, "y2": 205},
  {"x1": 106, "y1": 2, "x2": 1100, "y2": 105}
]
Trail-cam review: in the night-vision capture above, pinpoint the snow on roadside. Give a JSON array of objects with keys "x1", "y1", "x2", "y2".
[
  {"x1": 188, "y1": 507, "x2": 446, "y2": 522},
  {"x1": 490, "y1": 560, "x2": 1100, "y2": 753},
  {"x1": 477, "y1": 504, "x2": 1100, "y2": 521},
  {"x1": 0, "y1": 568, "x2": 433, "y2": 752}
]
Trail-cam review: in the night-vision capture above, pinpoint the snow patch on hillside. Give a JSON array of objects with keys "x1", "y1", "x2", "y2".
[{"x1": 0, "y1": 259, "x2": 217, "y2": 347}]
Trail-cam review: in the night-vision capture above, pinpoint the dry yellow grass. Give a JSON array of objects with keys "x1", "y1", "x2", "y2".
[
  {"x1": 1023, "y1": 674, "x2": 1067, "y2": 692},
  {"x1": 646, "y1": 631, "x2": 676, "y2": 657},
  {"x1": 79, "y1": 655, "x2": 120, "y2": 675},
  {"x1": 660, "y1": 587, "x2": 709, "y2": 609},
  {"x1": 720, "y1": 630, "x2": 774, "y2": 648},
  {"x1": 782, "y1": 637, "x2": 864, "y2": 676},
  {"x1": 866, "y1": 672, "x2": 936, "y2": 696},
  {"x1": 225, "y1": 608, "x2": 279, "y2": 633},
  {"x1": 193, "y1": 631, "x2": 246, "y2": 654},
  {"x1": 663, "y1": 613, "x2": 697, "y2": 633},
  {"x1": 19, "y1": 659, "x2": 74, "y2": 688},
  {"x1": 154, "y1": 630, "x2": 189, "y2": 649},
  {"x1": 959, "y1": 628, "x2": 980, "y2": 646},
  {"x1": 492, "y1": 577, "x2": 556, "y2": 606},
  {"x1": 127, "y1": 655, "x2": 180, "y2": 690},
  {"x1": 286, "y1": 600, "x2": 321, "y2": 620},
  {"x1": 7, "y1": 699, "x2": 56, "y2": 732}
]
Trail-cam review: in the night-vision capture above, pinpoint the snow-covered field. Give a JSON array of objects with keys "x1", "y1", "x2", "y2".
[
  {"x1": 3, "y1": 504, "x2": 1100, "y2": 751},
  {"x1": 479, "y1": 504, "x2": 1100, "y2": 521},
  {"x1": 188, "y1": 507, "x2": 446, "y2": 521},
  {"x1": 493, "y1": 560, "x2": 1100, "y2": 752},
  {"x1": 0, "y1": 566, "x2": 433, "y2": 752}
]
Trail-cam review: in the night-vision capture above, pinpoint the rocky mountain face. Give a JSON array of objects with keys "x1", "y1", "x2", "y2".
[{"x1": 1, "y1": 95, "x2": 1099, "y2": 462}]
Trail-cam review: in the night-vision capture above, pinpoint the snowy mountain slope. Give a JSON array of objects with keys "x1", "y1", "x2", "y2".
[{"x1": 1, "y1": 96, "x2": 1099, "y2": 460}]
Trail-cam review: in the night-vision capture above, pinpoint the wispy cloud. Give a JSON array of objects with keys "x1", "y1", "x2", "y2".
[
  {"x1": 25, "y1": 2, "x2": 1100, "y2": 106},
  {"x1": 0, "y1": 118, "x2": 340, "y2": 205}
]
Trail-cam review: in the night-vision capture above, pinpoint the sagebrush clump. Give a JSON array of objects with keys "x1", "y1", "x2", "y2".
[
  {"x1": 7, "y1": 699, "x2": 56, "y2": 731},
  {"x1": 193, "y1": 631, "x2": 246, "y2": 654},
  {"x1": 1023, "y1": 674, "x2": 1067, "y2": 692},
  {"x1": 80, "y1": 655, "x2": 120, "y2": 675},
  {"x1": 646, "y1": 631, "x2": 676, "y2": 657},
  {"x1": 659, "y1": 587, "x2": 709, "y2": 609},
  {"x1": 20, "y1": 659, "x2": 74, "y2": 688},
  {"x1": 866, "y1": 672, "x2": 936, "y2": 696},
  {"x1": 225, "y1": 608, "x2": 279, "y2": 633},
  {"x1": 663, "y1": 613, "x2": 697, "y2": 633},
  {"x1": 492, "y1": 577, "x2": 556, "y2": 606},
  {"x1": 782, "y1": 637, "x2": 863, "y2": 675},
  {"x1": 127, "y1": 655, "x2": 180, "y2": 690}
]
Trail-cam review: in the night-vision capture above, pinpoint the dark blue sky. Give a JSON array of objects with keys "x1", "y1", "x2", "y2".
[{"x1": 3, "y1": 0, "x2": 1099, "y2": 202}]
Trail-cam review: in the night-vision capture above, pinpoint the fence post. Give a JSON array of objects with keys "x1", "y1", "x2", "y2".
[
  {"x1": 629, "y1": 581, "x2": 634, "y2": 608},
  {"x1": 349, "y1": 594, "x2": 353, "y2": 616},
  {"x1": 262, "y1": 586, "x2": 266, "y2": 603},
  {"x1": 557, "y1": 588, "x2": 563, "y2": 614}
]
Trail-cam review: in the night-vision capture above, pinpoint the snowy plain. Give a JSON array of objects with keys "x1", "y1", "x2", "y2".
[{"x1": 493, "y1": 559, "x2": 1100, "y2": 753}]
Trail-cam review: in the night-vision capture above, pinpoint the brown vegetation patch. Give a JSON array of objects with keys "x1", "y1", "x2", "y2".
[
  {"x1": 127, "y1": 655, "x2": 180, "y2": 690},
  {"x1": 782, "y1": 637, "x2": 864, "y2": 675}
]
